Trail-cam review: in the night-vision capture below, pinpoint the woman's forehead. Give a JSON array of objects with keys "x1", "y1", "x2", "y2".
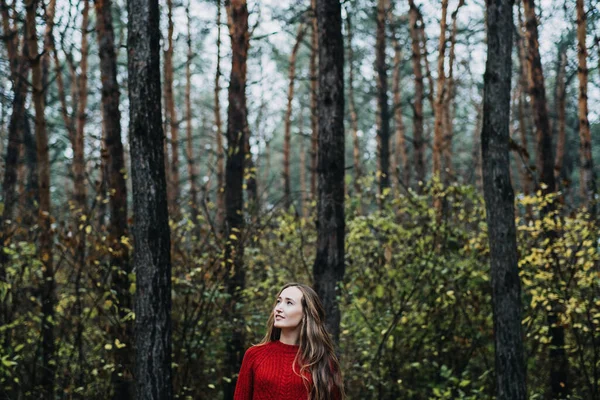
[{"x1": 279, "y1": 286, "x2": 303, "y2": 301}]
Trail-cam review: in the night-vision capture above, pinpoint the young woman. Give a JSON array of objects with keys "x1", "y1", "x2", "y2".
[{"x1": 233, "y1": 283, "x2": 346, "y2": 400}]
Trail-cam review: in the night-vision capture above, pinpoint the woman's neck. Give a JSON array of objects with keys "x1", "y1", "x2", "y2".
[{"x1": 279, "y1": 328, "x2": 300, "y2": 345}]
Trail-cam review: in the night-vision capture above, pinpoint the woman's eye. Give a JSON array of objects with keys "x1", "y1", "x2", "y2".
[{"x1": 287, "y1": 302, "x2": 292, "y2": 305}]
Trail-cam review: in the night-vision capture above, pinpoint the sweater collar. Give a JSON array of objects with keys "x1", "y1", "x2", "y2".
[{"x1": 271, "y1": 340, "x2": 300, "y2": 354}]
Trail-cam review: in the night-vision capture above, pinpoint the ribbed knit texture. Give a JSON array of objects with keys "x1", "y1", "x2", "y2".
[{"x1": 233, "y1": 340, "x2": 311, "y2": 400}]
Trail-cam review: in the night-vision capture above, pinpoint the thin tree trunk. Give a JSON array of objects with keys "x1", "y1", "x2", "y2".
[
  {"x1": 471, "y1": 100, "x2": 483, "y2": 192},
  {"x1": 127, "y1": 0, "x2": 173, "y2": 397},
  {"x1": 283, "y1": 23, "x2": 306, "y2": 209},
  {"x1": 390, "y1": 17, "x2": 408, "y2": 190},
  {"x1": 95, "y1": 0, "x2": 133, "y2": 396},
  {"x1": 442, "y1": 0, "x2": 464, "y2": 182},
  {"x1": 185, "y1": 3, "x2": 198, "y2": 217},
  {"x1": 523, "y1": 1, "x2": 566, "y2": 397},
  {"x1": 346, "y1": 11, "x2": 362, "y2": 196},
  {"x1": 26, "y1": 0, "x2": 55, "y2": 395},
  {"x1": 575, "y1": 0, "x2": 595, "y2": 214},
  {"x1": 481, "y1": 2, "x2": 527, "y2": 399},
  {"x1": 408, "y1": 0, "x2": 425, "y2": 188},
  {"x1": 299, "y1": 105, "x2": 308, "y2": 219},
  {"x1": 522, "y1": 0, "x2": 556, "y2": 194},
  {"x1": 165, "y1": 0, "x2": 180, "y2": 214},
  {"x1": 74, "y1": 0, "x2": 89, "y2": 213},
  {"x1": 223, "y1": 0, "x2": 249, "y2": 397},
  {"x1": 310, "y1": 0, "x2": 318, "y2": 201},
  {"x1": 418, "y1": 12, "x2": 435, "y2": 116},
  {"x1": 313, "y1": 0, "x2": 345, "y2": 343},
  {"x1": 214, "y1": 0, "x2": 225, "y2": 233},
  {"x1": 375, "y1": 0, "x2": 390, "y2": 198},
  {"x1": 515, "y1": 8, "x2": 534, "y2": 199},
  {"x1": 432, "y1": 0, "x2": 448, "y2": 181},
  {"x1": 1, "y1": 0, "x2": 28, "y2": 229},
  {"x1": 554, "y1": 44, "x2": 567, "y2": 187}
]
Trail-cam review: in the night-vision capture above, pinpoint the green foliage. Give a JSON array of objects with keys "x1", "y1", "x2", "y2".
[{"x1": 1, "y1": 185, "x2": 599, "y2": 399}]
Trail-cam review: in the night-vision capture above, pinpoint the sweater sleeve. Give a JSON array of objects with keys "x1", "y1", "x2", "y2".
[{"x1": 233, "y1": 346, "x2": 256, "y2": 400}]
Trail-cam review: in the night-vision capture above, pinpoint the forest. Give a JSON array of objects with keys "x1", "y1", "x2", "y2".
[{"x1": 0, "y1": 0, "x2": 599, "y2": 398}]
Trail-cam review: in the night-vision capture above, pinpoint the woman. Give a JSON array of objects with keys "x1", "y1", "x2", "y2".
[{"x1": 233, "y1": 283, "x2": 346, "y2": 400}]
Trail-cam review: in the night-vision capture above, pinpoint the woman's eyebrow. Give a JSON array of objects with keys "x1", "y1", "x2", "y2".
[{"x1": 277, "y1": 296, "x2": 296, "y2": 302}]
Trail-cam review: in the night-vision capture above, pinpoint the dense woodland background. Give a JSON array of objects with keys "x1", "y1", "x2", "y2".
[{"x1": 0, "y1": 0, "x2": 599, "y2": 398}]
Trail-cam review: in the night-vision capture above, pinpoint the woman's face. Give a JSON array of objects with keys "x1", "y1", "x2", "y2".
[{"x1": 274, "y1": 286, "x2": 304, "y2": 330}]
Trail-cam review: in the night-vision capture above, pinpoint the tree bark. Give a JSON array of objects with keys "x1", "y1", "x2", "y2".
[
  {"x1": 522, "y1": 1, "x2": 567, "y2": 396},
  {"x1": 375, "y1": 0, "x2": 390, "y2": 198},
  {"x1": 554, "y1": 43, "x2": 567, "y2": 187},
  {"x1": 127, "y1": 0, "x2": 173, "y2": 397},
  {"x1": 95, "y1": 0, "x2": 133, "y2": 397},
  {"x1": 432, "y1": 0, "x2": 448, "y2": 181},
  {"x1": 223, "y1": 0, "x2": 249, "y2": 397},
  {"x1": 313, "y1": 0, "x2": 345, "y2": 343},
  {"x1": 214, "y1": 0, "x2": 226, "y2": 233},
  {"x1": 26, "y1": 0, "x2": 56, "y2": 395},
  {"x1": 575, "y1": 0, "x2": 595, "y2": 214},
  {"x1": 390, "y1": 16, "x2": 408, "y2": 190},
  {"x1": 185, "y1": 3, "x2": 198, "y2": 217},
  {"x1": 515, "y1": 11, "x2": 534, "y2": 199},
  {"x1": 346, "y1": 11, "x2": 362, "y2": 196},
  {"x1": 283, "y1": 23, "x2": 306, "y2": 210},
  {"x1": 522, "y1": 0, "x2": 555, "y2": 194},
  {"x1": 165, "y1": 0, "x2": 180, "y2": 214},
  {"x1": 442, "y1": 0, "x2": 464, "y2": 182},
  {"x1": 299, "y1": 105, "x2": 308, "y2": 219},
  {"x1": 1, "y1": 0, "x2": 29, "y2": 229},
  {"x1": 310, "y1": 0, "x2": 318, "y2": 201},
  {"x1": 481, "y1": 2, "x2": 527, "y2": 399},
  {"x1": 408, "y1": 0, "x2": 425, "y2": 188},
  {"x1": 74, "y1": 0, "x2": 89, "y2": 212}
]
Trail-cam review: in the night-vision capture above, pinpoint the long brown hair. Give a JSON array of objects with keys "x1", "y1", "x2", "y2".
[{"x1": 259, "y1": 283, "x2": 346, "y2": 400}]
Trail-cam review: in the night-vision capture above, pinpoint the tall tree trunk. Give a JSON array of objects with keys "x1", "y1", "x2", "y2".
[
  {"x1": 522, "y1": 0, "x2": 555, "y2": 194},
  {"x1": 299, "y1": 105, "x2": 308, "y2": 219},
  {"x1": 223, "y1": 0, "x2": 249, "y2": 398},
  {"x1": 346, "y1": 11, "x2": 362, "y2": 196},
  {"x1": 185, "y1": 3, "x2": 198, "y2": 217},
  {"x1": 165, "y1": 0, "x2": 180, "y2": 214},
  {"x1": 127, "y1": 0, "x2": 173, "y2": 397},
  {"x1": 283, "y1": 23, "x2": 306, "y2": 210},
  {"x1": 523, "y1": 1, "x2": 567, "y2": 396},
  {"x1": 471, "y1": 100, "x2": 483, "y2": 192},
  {"x1": 408, "y1": 0, "x2": 425, "y2": 188},
  {"x1": 72, "y1": 1, "x2": 89, "y2": 392},
  {"x1": 310, "y1": 0, "x2": 318, "y2": 201},
  {"x1": 442, "y1": 0, "x2": 464, "y2": 182},
  {"x1": 515, "y1": 13, "x2": 534, "y2": 199},
  {"x1": 95, "y1": 0, "x2": 133, "y2": 397},
  {"x1": 214, "y1": 0, "x2": 226, "y2": 233},
  {"x1": 481, "y1": 2, "x2": 527, "y2": 399},
  {"x1": 26, "y1": 0, "x2": 55, "y2": 395},
  {"x1": 1, "y1": 0, "x2": 28, "y2": 228},
  {"x1": 375, "y1": 0, "x2": 390, "y2": 198},
  {"x1": 243, "y1": 112, "x2": 257, "y2": 218},
  {"x1": 432, "y1": 0, "x2": 448, "y2": 181},
  {"x1": 418, "y1": 12, "x2": 435, "y2": 117},
  {"x1": 313, "y1": 0, "x2": 345, "y2": 343},
  {"x1": 74, "y1": 0, "x2": 89, "y2": 214},
  {"x1": 575, "y1": 0, "x2": 595, "y2": 214},
  {"x1": 390, "y1": 17, "x2": 408, "y2": 190},
  {"x1": 554, "y1": 44, "x2": 567, "y2": 188}
]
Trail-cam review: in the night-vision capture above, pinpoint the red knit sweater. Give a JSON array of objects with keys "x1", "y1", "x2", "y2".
[{"x1": 233, "y1": 341, "x2": 311, "y2": 400}]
